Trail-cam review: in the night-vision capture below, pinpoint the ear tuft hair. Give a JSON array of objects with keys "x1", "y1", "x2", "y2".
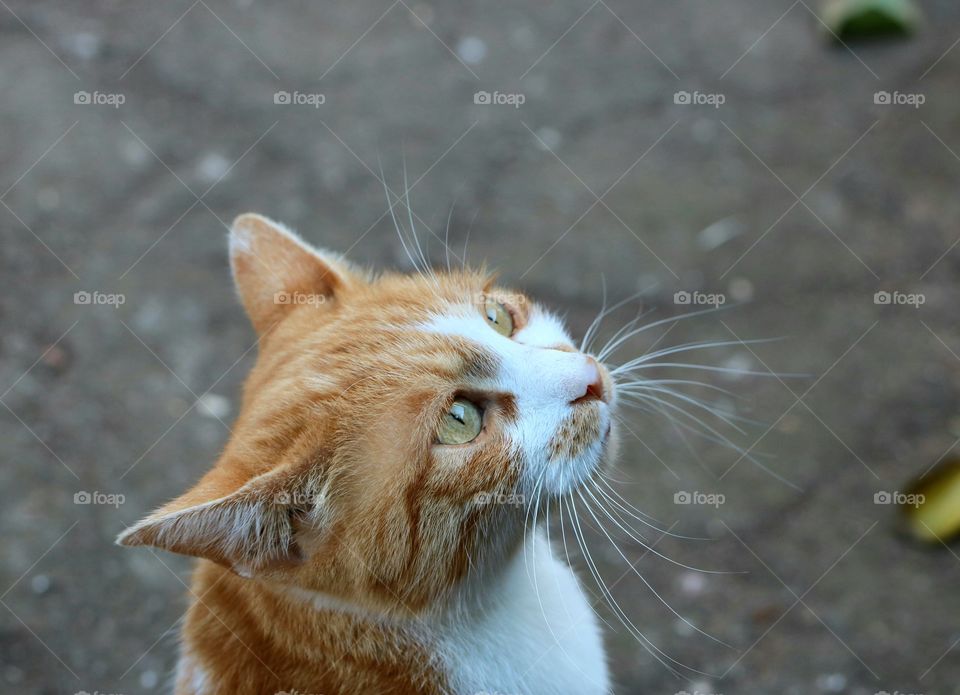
[
  {"x1": 117, "y1": 465, "x2": 328, "y2": 576},
  {"x1": 228, "y1": 213, "x2": 360, "y2": 334}
]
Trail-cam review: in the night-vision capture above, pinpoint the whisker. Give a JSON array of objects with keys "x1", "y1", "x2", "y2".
[
  {"x1": 619, "y1": 390, "x2": 749, "y2": 435},
  {"x1": 617, "y1": 387, "x2": 795, "y2": 488},
  {"x1": 378, "y1": 156, "x2": 424, "y2": 277},
  {"x1": 580, "y1": 275, "x2": 608, "y2": 354},
  {"x1": 592, "y1": 306, "x2": 657, "y2": 361},
  {"x1": 461, "y1": 208, "x2": 479, "y2": 271},
  {"x1": 592, "y1": 479, "x2": 709, "y2": 541},
  {"x1": 596, "y1": 303, "x2": 739, "y2": 362},
  {"x1": 583, "y1": 284, "x2": 656, "y2": 355},
  {"x1": 563, "y1": 494, "x2": 683, "y2": 677},
  {"x1": 613, "y1": 337, "x2": 783, "y2": 373},
  {"x1": 578, "y1": 488, "x2": 733, "y2": 576},
  {"x1": 615, "y1": 378, "x2": 748, "y2": 404},
  {"x1": 443, "y1": 193, "x2": 461, "y2": 274},
  {"x1": 613, "y1": 362, "x2": 807, "y2": 379},
  {"x1": 401, "y1": 153, "x2": 431, "y2": 280},
  {"x1": 619, "y1": 401, "x2": 771, "y2": 462},
  {"x1": 564, "y1": 494, "x2": 713, "y2": 678},
  {"x1": 527, "y1": 483, "x2": 609, "y2": 688},
  {"x1": 578, "y1": 487, "x2": 735, "y2": 647},
  {"x1": 523, "y1": 470, "x2": 547, "y2": 588}
]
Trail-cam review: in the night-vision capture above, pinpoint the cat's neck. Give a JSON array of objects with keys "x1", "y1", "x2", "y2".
[{"x1": 178, "y1": 529, "x2": 609, "y2": 694}]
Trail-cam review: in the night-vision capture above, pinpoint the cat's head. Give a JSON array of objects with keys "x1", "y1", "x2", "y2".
[{"x1": 119, "y1": 213, "x2": 618, "y2": 613}]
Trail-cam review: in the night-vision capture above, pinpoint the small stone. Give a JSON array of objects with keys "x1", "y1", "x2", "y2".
[
  {"x1": 689, "y1": 680, "x2": 714, "y2": 695},
  {"x1": 698, "y1": 216, "x2": 744, "y2": 251},
  {"x1": 41, "y1": 343, "x2": 70, "y2": 372},
  {"x1": 3, "y1": 665, "x2": 24, "y2": 684},
  {"x1": 122, "y1": 139, "x2": 150, "y2": 167},
  {"x1": 535, "y1": 127, "x2": 562, "y2": 151},
  {"x1": 456, "y1": 36, "x2": 487, "y2": 65},
  {"x1": 728, "y1": 277, "x2": 754, "y2": 302},
  {"x1": 30, "y1": 574, "x2": 50, "y2": 594},
  {"x1": 197, "y1": 393, "x2": 231, "y2": 420},
  {"x1": 196, "y1": 153, "x2": 231, "y2": 185},
  {"x1": 64, "y1": 32, "x2": 102, "y2": 61},
  {"x1": 680, "y1": 570, "x2": 706, "y2": 595},
  {"x1": 720, "y1": 354, "x2": 754, "y2": 381},
  {"x1": 816, "y1": 672, "x2": 847, "y2": 691},
  {"x1": 140, "y1": 669, "x2": 160, "y2": 689}
]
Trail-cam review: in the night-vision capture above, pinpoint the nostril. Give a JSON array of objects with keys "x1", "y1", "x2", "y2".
[
  {"x1": 571, "y1": 357, "x2": 605, "y2": 404},
  {"x1": 584, "y1": 379, "x2": 604, "y2": 402}
]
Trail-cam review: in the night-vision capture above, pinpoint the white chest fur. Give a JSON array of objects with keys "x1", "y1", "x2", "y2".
[
  {"x1": 433, "y1": 530, "x2": 610, "y2": 695},
  {"x1": 176, "y1": 531, "x2": 609, "y2": 695}
]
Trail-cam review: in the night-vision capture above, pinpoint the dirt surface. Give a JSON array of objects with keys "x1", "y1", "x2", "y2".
[{"x1": 3, "y1": 1, "x2": 960, "y2": 693}]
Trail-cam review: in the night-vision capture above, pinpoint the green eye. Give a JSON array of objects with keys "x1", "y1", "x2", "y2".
[
  {"x1": 437, "y1": 399, "x2": 483, "y2": 445},
  {"x1": 484, "y1": 300, "x2": 514, "y2": 337}
]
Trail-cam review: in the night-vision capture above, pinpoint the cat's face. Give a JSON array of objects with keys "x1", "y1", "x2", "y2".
[{"x1": 119, "y1": 214, "x2": 618, "y2": 613}]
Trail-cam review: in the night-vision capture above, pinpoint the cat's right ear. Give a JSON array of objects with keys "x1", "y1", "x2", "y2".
[{"x1": 229, "y1": 213, "x2": 362, "y2": 334}]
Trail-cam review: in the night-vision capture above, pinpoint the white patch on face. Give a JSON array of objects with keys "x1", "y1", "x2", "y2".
[{"x1": 421, "y1": 302, "x2": 611, "y2": 497}]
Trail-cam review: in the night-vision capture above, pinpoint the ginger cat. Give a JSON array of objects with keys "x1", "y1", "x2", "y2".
[{"x1": 119, "y1": 213, "x2": 616, "y2": 694}]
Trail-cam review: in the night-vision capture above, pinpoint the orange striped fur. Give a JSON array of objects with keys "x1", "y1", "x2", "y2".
[{"x1": 119, "y1": 213, "x2": 616, "y2": 694}]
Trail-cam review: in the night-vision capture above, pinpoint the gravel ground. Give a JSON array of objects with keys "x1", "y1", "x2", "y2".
[{"x1": 3, "y1": 1, "x2": 960, "y2": 693}]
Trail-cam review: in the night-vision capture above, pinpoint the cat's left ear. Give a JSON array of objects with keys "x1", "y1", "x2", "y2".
[
  {"x1": 229, "y1": 213, "x2": 364, "y2": 334},
  {"x1": 116, "y1": 462, "x2": 328, "y2": 577}
]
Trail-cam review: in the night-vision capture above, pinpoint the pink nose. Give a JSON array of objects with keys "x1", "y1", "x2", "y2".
[{"x1": 570, "y1": 356, "x2": 605, "y2": 404}]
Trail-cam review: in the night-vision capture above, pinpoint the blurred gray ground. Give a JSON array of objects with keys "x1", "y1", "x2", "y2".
[{"x1": 2, "y1": 0, "x2": 960, "y2": 693}]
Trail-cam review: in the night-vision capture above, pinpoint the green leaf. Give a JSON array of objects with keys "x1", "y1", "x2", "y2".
[{"x1": 821, "y1": 0, "x2": 921, "y2": 40}]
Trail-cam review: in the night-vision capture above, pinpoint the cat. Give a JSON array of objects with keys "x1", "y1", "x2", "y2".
[{"x1": 118, "y1": 212, "x2": 616, "y2": 694}]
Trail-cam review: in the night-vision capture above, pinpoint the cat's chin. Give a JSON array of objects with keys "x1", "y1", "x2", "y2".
[{"x1": 537, "y1": 406, "x2": 616, "y2": 499}]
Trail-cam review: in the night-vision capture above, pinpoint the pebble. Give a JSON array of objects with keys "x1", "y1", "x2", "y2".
[
  {"x1": 720, "y1": 354, "x2": 754, "y2": 381},
  {"x1": 122, "y1": 139, "x2": 151, "y2": 167},
  {"x1": 197, "y1": 393, "x2": 231, "y2": 420},
  {"x1": 140, "y1": 669, "x2": 160, "y2": 689},
  {"x1": 456, "y1": 36, "x2": 487, "y2": 65},
  {"x1": 728, "y1": 276, "x2": 754, "y2": 302},
  {"x1": 680, "y1": 570, "x2": 706, "y2": 595},
  {"x1": 535, "y1": 127, "x2": 562, "y2": 151},
  {"x1": 196, "y1": 153, "x2": 232, "y2": 185},
  {"x1": 816, "y1": 672, "x2": 847, "y2": 692},
  {"x1": 3, "y1": 666, "x2": 24, "y2": 684},
  {"x1": 698, "y1": 216, "x2": 744, "y2": 251},
  {"x1": 64, "y1": 32, "x2": 102, "y2": 61},
  {"x1": 31, "y1": 574, "x2": 51, "y2": 594}
]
